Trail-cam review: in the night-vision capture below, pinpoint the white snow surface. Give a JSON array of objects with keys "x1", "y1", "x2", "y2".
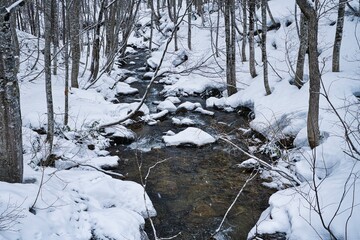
[
  {"x1": 5, "y1": 31, "x2": 156, "y2": 240},
  {"x1": 162, "y1": 127, "x2": 216, "y2": 146}
]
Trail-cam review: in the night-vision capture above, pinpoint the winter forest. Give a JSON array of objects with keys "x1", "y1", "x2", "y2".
[{"x1": 0, "y1": 0, "x2": 360, "y2": 239}]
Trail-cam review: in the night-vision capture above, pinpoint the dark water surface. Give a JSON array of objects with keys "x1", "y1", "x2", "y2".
[{"x1": 109, "y1": 49, "x2": 274, "y2": 240}]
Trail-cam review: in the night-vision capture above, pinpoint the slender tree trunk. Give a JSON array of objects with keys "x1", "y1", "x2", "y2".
[
  {"x1": 167, "y1": 0, "x2": 174, "y2": 21},
  {"x1": 70, "y1": 0, "x2": 80, "y2": 87},
  {"x1": 150, "y1": 10, "x2": 154, "y2": 50},
  {"x1": 173, "y1": 0, "x2": 178, "y2": 51},
  {"x1": 261, "y1": 0, "x2": 271, "y2": 95},
  {"x1": 63, "y1": 0, "x2": 69, "y2": 126},
  {"x1": 332, "y1": 0, "x2": 346, "y2": 72},
  {"x1": 249, "y1": 0, "x2": 257, "y2": 78},
  {"x1": 296, "y1": 0, "x2": 321, "y2": 149},
  {"x1": 89, "y1": 0, "x2": 106, "y2": 82},
  {"x1": 241, "y1": 0, "x2": 247, "y2": 62},
  {"x1": 51, "y1": 0, "x2": 58, "y2": 75},
  {"x1": 225, "y1": 0, "x2": 237, "y2": 96},
  {"x1": 0, "y1": 3, "x2": 24, "y2": 183},
  {"x1": 294, "y1": 13, "x2": 308, "y2": 88},
  {"x1": 187, "y1": 0, "x2": 192, "y2": 50},
  {"x1": 44, "y1": 0, "x2": 54, "y2": 153},
  {"x1": 215, "y1": 0, "x2": 221, "y2": 57}
]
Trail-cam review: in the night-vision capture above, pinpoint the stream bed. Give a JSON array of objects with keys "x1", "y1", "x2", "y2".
[{"x1": 108, "y1": 49, "x2": 275, "y2": 239}]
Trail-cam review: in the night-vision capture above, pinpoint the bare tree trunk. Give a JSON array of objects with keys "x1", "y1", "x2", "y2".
[
  {"x1": 241, "y1": 0, "x2": 247, "y2": 62},
  {"x1": 215, "y1": 0, "x2": 221, "y2": 57},
  {"x1": 225, "y1": 0, "x2": 237, "y2": 96},
  {"x1": 261, "y1": 0, "x2": 271, "y2": 95},
  {"x1": 119, "y1": 0, "x2": 141, "y2": 58},
  {"x1": 89, "y1": 0, "x2": 106, "y2": 82},
  {"x1": 187, "y1": 0, "x2": 192, "y2": 50},
  {"x1": 0, "y1": 2, "x2": 24, "y2": 183},
  {"x1": 332, "y1": 0, "x2": 346, "y2": 72},
  {"x1": 44, "y1": 0, "x2": 55, "y2": 153},
  {"x1": 249, "y1": 0, "x2": 257, "y2": 78},
  {"x1": 63, "y1": 0, "x2": 69, "y2": 126},
  {"x1": 294, "y1": 13, "x2": 308, "y2": 88},
  {"x1": 51, "y1": 0, "x2": 58, "y2": 75},
  {"x1": 296, "y1": 0, "x2": 321, "y2": 149},
  {"x1": 150, "y1": 10, "x2": 154, "y2": 50},
  {"x1": 167, "y1": 0, "x2": 174, "y2": 21},
  {"x1": 173, "y1": 0, "x2": 178, "y2": 51},
  {"x1": 70, "y1": 0, "x2": 80, "y2": 87}
]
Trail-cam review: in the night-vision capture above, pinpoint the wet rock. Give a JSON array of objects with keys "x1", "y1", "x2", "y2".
[
  {"x1": 88, "y1": 144, "x2": 95, "y2": 150},
  {"x1": 200, "y1": 88, "x2": 222, "y2": 98},
  {"x1": 104, "y1": 126, "x2": 136, "y2": 145}
]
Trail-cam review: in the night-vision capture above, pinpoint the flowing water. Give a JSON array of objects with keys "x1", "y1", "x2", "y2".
[{"x1": 109, "y1": 49, "x2": 275, "y2": 240}]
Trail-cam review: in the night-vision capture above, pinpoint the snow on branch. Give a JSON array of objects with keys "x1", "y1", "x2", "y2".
[{"x1": 5, "y1": 0, "x2": 25, "y2": 13}]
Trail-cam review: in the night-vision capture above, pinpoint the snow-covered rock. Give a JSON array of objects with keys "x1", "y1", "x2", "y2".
[
  {"x1": 177, "y1": 101, "x2": 202, "y2": 111},
  {"x1": 172, "y1": 117, "x2": 195, "y2": 126},
  {"x1": 162, "y1": 127, "x2": 216, "y2": 146},
  {"x1": 165, "y1": 96, "x2": 181, "y2": 104},
  {"x1": 157, "y1": 100, "x2": 177, "y2": 112}
]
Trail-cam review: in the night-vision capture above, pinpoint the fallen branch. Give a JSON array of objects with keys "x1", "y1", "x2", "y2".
[
  {"x1": 219, "y1": 136, "x2": 301, "y2": 185},
  {"x1": 213, "y1": 170, "x2": 258, "y2": 236},
  {"x1": 64, "y1": 161, "x2": 125, "y2": 180}
]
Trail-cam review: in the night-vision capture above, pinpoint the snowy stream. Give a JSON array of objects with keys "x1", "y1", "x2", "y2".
[{"x1": 108, "y1": 49, "x2": 274, "y2": 239}]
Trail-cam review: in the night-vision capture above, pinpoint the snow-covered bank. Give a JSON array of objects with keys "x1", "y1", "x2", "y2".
[{"x1": 0, "y1": 29, "x2": 157, "y2": 239}]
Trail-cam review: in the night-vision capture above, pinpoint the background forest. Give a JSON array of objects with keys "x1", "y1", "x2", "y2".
[{"x1": 0, "y1": 0, "x2": 360, "y2": 239}]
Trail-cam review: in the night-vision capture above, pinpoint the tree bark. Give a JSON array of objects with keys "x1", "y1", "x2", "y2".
[
  {"x1": 44, "y1": 0, "x2": 54, "y2": 153},
  {"x1": 332, "y1": 0, "x2": 346, "y2": 72},
  {"x1": 187, "y1": 0, "x2": 192, "y2": 50},
  {"x1": 249, "y1": 0, "x2": 257, "y2": 78},
  {"x1": 225, "y1": 0, "x2": 237, "y2": 96},
  {"x1": 89, "y1": 0, "x2": 106, "y2": 82},
  {"x1": 0, "y1": 3, "x2": 24, "y2": 183},
  {"x1": 296, "y1": 0, "x2": 321, "y2": 149},
  {"x1": 261, "y1": 0, "x2": 271, "y2": 95},
  {"x1": 294, "y1": 13, "x2": 308, "y2": 88},
  {"x1": 70, "y1": 0, "x2": 80, "y2": 87},
  {"x1": 241, "y1": 0, "x2": 247, "y2": 62}
]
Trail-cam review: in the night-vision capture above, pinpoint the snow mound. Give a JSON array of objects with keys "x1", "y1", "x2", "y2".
[
  {"x1": 115, "y1": 82, "x2": 138, "y2": 95},
  {"x1": 157, "y1": 100, "x2": 177, "y2": 112},
  {"x1": 177, "y1": 101, "x2": 202, "y2": 111},
  {"x1": 162, "y1": 127, "x2": 216, "y2": 146},
  {"x1": 172, "y1": 117, "x2": 195, "y2": 126}
]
